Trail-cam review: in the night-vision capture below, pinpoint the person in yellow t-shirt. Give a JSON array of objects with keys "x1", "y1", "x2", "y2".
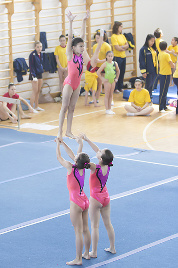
[
  {"x1": 111, "y1": 21, "x2": 129, "y2": 93},
  {"x1": 173, "y1": 62, "x2": 178, "y2": 114},
  {"x1": 124, "y1": 79, "x2": 154, "y2": 116},
  {"x1": 167, "y1": 37, "x2": 178, "y2": 86},
  {"x1": 154, "y1": 28, "x2": 163, "y2": 54},
  {"x1": 54, "y1": 35, "x2": 68, "y2": 95},
  {"x1": 158, "y1": 41, "x2": 175, "y2": 112},
  {"x1": 93, "y1": 31, "x2": 111, "y2": 101}
]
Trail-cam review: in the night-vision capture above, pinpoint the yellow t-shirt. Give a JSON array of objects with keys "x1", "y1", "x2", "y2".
[
  {"x1": 168, "y1": 45, "x2": 178, "y2": 63},
  {"x1": 158, "y1": 51, "x2": 172, "y2": 75},
  {"x1": 150, "y1": 47, "x2": 157, "y2": 67},
  {"x1": 128, "y1": 88, "x2": 151, "y2": 107},
  {"x1": 155, "y1": 37, "x2": 163, "y2": 53},
  {"x1": 93, "y1": 42, "x2": 111, "y2": 67},
  {"x1": 111, "y1": 34, "x2": 127, "y2": 58},
  {"x1": 173, "y1": 62, "x2": 178, "y2": 78},
  {"x1": 54, "y1": 45, "x2": 67, "y2": 68}
]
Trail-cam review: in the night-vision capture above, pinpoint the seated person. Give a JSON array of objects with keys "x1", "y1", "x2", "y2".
[
  {"x1": 0, "y1": 83, "x2": 37, "y2": 124},
  {"x1": 124, "y1": 79, "x2": 154, "y2": 116}
]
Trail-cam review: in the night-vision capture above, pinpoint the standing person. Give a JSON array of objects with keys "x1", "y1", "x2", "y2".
[
  {"x1": 58, "y1": 10, "x2": 89, "y2": 140},
  {"x1": 97, "y1": 51, "x2": 120, "y2": 114},
  {"x1": 84, "y1": 29, "x2": 105, "y2": 107},
  {"x1": 158, "y1": 41, "x2": 175, "y2": 112},
  {"x1": 0, "y1": 83, "x2": 37, "y2": 123},
  {"x1": 80, "y1": 134, "x2": 116, "y2": 258},
  {"x1": 124, "y1": 79, "x2": 154, "y2": 116},
  {"x1": 54, "y1": 35, "x2": 68, "y2": 96},
  {"x1": 29, "y1": 41, "x2": 44, "y2": 111},
  {"x1": 139, "y1": 34, "x2": 157, "y2": 99},
  {"x1": 93, "y1": 31, "x2": 111, "y2": 101},
  {"x1": 56, "y1": 137, "x2": 91, "y2": 265},
  {"x1": 173, "y1": 62, "x2": 178, "y2": 114},
  {"x1": 167, "y1": 37, "x2": 178, "y2": 85},
  {"x1": 154, "y1": 28, "x2": 163, "y2": 54},
  {"x1": 111, "y1": 21, "x2": 129, "y2": 93}
]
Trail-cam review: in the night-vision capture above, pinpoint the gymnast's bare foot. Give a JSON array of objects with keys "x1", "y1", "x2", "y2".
[
  {"x1": 82, "y1": 252, "x2": 90, "y2": 260},
  {"x1": 10, "y1": 118, "x2": 18, "y2": 124},
  {"x1": 89, "y1": 251, "x2": 97, "y2": 258},
  {"x1": 104, "y1": 247, "x2": 116, "y2": 254},
  {"x1": 65, "y1": 132, "x2": 76, "y2": 139},
  {"x1": 66, "y1": 258, "x2": 82, "y2": 265}
]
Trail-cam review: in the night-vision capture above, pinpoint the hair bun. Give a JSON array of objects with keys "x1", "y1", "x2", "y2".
[{"x1": 84, "y1": 163, "x2": 91, "y2": 169}]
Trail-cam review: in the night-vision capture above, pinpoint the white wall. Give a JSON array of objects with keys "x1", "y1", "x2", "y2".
[{"x1": 136, "y1": 0, "x2": 178, "y2": 75}]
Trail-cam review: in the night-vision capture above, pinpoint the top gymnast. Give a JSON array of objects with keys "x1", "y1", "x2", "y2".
[{"x1": 58, "y1": 10, "x2": 89, "y2": 140}]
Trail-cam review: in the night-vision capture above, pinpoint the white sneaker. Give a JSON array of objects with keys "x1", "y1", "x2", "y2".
[
  {"x1": 32, "y1": 109, "x2": 39, "y2": 114},
  {"x1": 106, "y1": 109, "x2": 115, "y2": 115},
  {"x1": 36, "y1": 107, "x2": 45, "y2": 111},
  {"x1": 160, "y1": 109, "x2": 166, "y2": 113},
  {"x1": 111, "y1": 101, "x2": 114, "y2": 106},
  {"x1": 127, "y1": 112, "x2": 135, "y2": 116}
]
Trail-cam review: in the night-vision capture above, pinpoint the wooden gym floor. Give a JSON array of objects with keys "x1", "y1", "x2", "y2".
[{"x1": 1, "y1": 93, "x2": 178, "y2": 154}]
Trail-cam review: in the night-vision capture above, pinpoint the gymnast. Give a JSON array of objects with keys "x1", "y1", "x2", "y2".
[
  {"x1": 80, "y1": 134, "x2": 116, "y2": 258},
  {"x1": 56, "y1": 137, "x2": 91, "y2": 265},
  {"x1": 58, "y1": 10, "x2": 89, "y2": 140}
]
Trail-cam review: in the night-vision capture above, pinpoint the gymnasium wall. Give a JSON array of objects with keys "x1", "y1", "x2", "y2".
[{"x1": 0, "y1": 0, "x2": 177, "y2": 99}]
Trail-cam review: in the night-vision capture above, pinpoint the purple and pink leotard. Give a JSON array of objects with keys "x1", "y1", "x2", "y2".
[
  {"x1": 89, "y1": 164, "x2": 110, "y2": 207},
  {"x1": 64, "y1": 53, "x2": 83, "y2": 90},
  {"x1": 67, "y1": 165, "x2": 89, "y2": 211}
]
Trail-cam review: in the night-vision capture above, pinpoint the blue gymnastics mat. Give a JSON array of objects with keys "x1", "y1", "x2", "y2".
[{"x1": 0, "y1": 129, "x2": 178, "y2": 268}]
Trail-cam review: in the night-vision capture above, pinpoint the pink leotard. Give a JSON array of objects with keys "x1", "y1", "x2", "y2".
[
  {"x1": 63, "y1": 53, "x2": 83, "y2": 90},
  {"x1": 89, "y1": 164, "x2": 110, "y2": 207},
  {"x1": 67, "y1": 165, "x2": 89, "y2": 211}
]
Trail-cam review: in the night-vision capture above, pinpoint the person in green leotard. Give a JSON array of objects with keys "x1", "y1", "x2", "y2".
[{"x1": 97, "y1": 51, "x2": 120, "y2": 114}]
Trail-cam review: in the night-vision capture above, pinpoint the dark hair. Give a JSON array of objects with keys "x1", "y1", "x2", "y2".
[
  {"x1": 106, "y1": 50, "x2": 113, "y2": 57},
  {"x1": 8, "y1": 83, "x2": 15, "y2": 89},
  {"x1": 159, "y1": 41, "x2": 167, "y2": 51},
  {"x1": 59, "y1": 34, "x2": 65, "y2": 40},
  {"x1": 173, "y1": 37, "x2": 178, "y2": 43},
  {"x1": 135, "y1": 79, "x2": 144, "y2": 87},
  {"x1": 154, "y1": 28, "x2": 162, "y2": 38},
  {"x1": 112, "y1": 21, "x2": 122, "y2": 34},
  {"x1": 72, "y1": 37, "x2": 84, "y2": 47},
  {"x1": 94, "y1": 31, "x2": 108, "y2": 42},
  {"x1": 76, "y1": 153, "x2": 90, "y2": 169},
  {"x1": 101, "y1": 149, "x2": 114, "y2": 166},
  {"x1": 144, "y1": 34, "x2": 156, "y2": 50}
]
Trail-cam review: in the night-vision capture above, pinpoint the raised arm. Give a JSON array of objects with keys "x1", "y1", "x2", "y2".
[
  {"x1": 61, "y1": 140, "x2": 75, "y2": 161},
  {"x1": 81, "y1": 134, "x2": 100, "y2": 153},
  {"x1": 76, "y1": 137, "x2": 83, "y2": 154},
  {"x1": 56, "y1": 139, "x2": 72, "y2": 172},
  {"x1": 90, "y1": 29, "x2": 104, "y2": 67},
  {"x1": 66, "y1": 11, "x2": 76, "y2": 61},
  {"x1": 80, "y1": 10, "x2": 90, "y2": 41}
]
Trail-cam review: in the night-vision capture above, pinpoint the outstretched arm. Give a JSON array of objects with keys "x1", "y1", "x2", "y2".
[
  {"x1": 80, "y1": 134, "x2": 100, "y2": 153},
  {"x1": 66, "y1": 11, "x2": 76, "y2": 61},
  {"x1": 56, "y1": 139, "x2": 72, "y2": 171},
  {"x1": 80, "y1": 10, "x2": 90, "y2": 41},
  {"x1": 76, "y1": 137, "x2": 83, "y2": 154},
  {"x1": 90, "y1": 29, "x2": 104, "y2": 67},
  {"x1": 61, "y1": 140, "x2": 75, "y2": 161}
]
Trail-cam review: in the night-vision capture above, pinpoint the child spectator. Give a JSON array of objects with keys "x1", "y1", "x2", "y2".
[
  {"x1": 158, "y1": 41, "x2": 175, "y2": 112},
  {"x1": 0, "y1": 83, "x2": 37, "y2": 123},
  {"x1": 124, "y1": 79, "x2": 154, "y2": 116},
  {"x1": 173, "y1": 62, "x2": 178, "y2": 114},
  {"x1": 97, "y1": 51, "x2": 120, "y2": 114},
  {"x1": 93, "y1": 31, "x2": 111, "y2": 101},
  {"x1": 29, "y1": 41, "x2": 44, "y2": 111},
  {"x1": 139, "y1": 34, "x2": 157, "y2": 98},
  {"x1": 167, "y1": 37, "x2": 178, "y2": 85},
  {"x1": 54, "y1": 35, "x2": 68, "y2": 96},
  {"x1": 154, "y1": 28, "x2": 163, "y2": 53}
]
